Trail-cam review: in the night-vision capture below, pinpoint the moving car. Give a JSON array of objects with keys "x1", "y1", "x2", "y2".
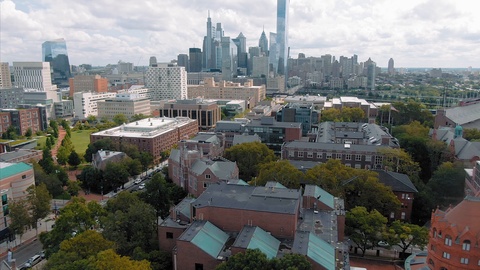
[{"x1": 25, "y1": 254, "x2": 42, "y2": 267}]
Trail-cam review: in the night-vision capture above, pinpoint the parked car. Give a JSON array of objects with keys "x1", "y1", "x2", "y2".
[
  {"x1": 138, "y1": 183, "x2": 146, "y2": 190},
  {"x1": 378, "y1": 241, "x2": 390, "y2": 247},
  {"x1": 25, "y1": 254, "x2": 42, "y2": 267},
  {"x1": 134, "y1": 178, "x2": 142, "y2": 185}
]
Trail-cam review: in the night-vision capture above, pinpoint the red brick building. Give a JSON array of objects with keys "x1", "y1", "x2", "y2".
[
  {"x1": 90, "y1": 117, "x2": 198, "y2": 163},
  {"x1": 426, "y1": 196, "x2": 480, "y2": 270},
  {"x1": 0, "y1": 108, "x2": 46, "y2": 135}
]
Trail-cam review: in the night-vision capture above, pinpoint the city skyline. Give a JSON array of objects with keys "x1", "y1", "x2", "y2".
[{"x1": 1, "y1": 0, "x2": 480, "y2": 68}]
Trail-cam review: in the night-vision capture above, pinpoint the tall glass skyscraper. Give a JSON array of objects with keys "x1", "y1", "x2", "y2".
[
  {"x1": 276, "y1": 0, "x2": 289, "y2": 76},
  {"x1": 42, "y1": 38, "x2": 71, "y2": 87}
]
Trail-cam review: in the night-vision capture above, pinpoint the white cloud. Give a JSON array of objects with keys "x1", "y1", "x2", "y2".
[{"x1": 1, "y1": 0, "x2": 480, "y2": 67}]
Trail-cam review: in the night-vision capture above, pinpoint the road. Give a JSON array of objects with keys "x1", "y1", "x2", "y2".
[{"x1": 0, "y1": 238, "x2": 43, "y2": 268}]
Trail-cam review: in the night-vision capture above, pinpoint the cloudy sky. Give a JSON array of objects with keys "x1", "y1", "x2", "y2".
[{"x1": 1, "y1": 0, "x2": 479, "y2": 68}]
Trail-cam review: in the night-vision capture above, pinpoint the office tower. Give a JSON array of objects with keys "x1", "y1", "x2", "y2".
[
  {"x1": 233, "y1": 32, "x2": 246, "y2": 54},
  {"x1": 203, "y1": 12, "x2": 214, "y2": 70},
  {"x1": 0, "y1": 63, "x2": 12, "y2": 88},
  {"x1": 13, "y1": 62, "x2": 55, "y2": 91},
  {"x1": 177, "y1": 54, "x2": 189, "y2": 72},
  {"x1": 268, "y1": 32, "x2": 278, "y2": 75},
  {"x1": 365, "y1": 58, "x2": 376, "y2": 91},
  {"x1": 258, "y1": 28, "x2": 269, "y2": 55},
  {"x1": 388, "y1": 58, "x2": 395, "y2": 75},
  {"x1": 149, "y1": 56, "x2": 158, "y2": 67},
  {"x1": 331, "y1": 60, "x2": 341, "y2": 78},
  {"x1": 69, "y1": 74, "x2": 108, "y2": 97},
  {"x1": 276, "y1": 0, "x2": 289, "y2": 76},
  {"x1": 42, "y1": 38, "x2": 71, "y2": 87},
  {"x1": 189, "y1": 48, "x2": 203, "y2": 72},
  {"x1": 248, "y1": 47, "x2": 262, "y2": 75},
  {"x1": 145, "y1": 64, "x2": 187, "y2": 100},
  {"x1": 117, "y1": 61, "x2": 134, "y2": 73},
  {"x1": 252, "y1": 56, "x2": 269, "y2": 78},
  {"x1": 221, "y1": 37, "x2": 238, "y2": 80},
  {"x1": 321, "y1": 54, "x2": 332, "y2": 78}
]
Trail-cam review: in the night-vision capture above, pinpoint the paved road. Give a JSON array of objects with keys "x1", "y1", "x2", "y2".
[{"x1": 0, "y1": 238, "x2": 43, "y2": 268}]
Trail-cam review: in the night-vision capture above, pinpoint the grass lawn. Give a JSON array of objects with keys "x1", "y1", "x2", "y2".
[
  {"x1": 34, "y1": 136, "x2": 47, "y2": 149},
  {"x1": 71, "y1": 130, "x2": 96, "y2": 157}
]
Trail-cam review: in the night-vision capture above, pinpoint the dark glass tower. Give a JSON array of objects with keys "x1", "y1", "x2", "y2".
[
  {"x1": 42, "y1": 38, "x2": 71, "y2": 87},
  {"x1": 276, "y1": 0, "x2": 289, "y2": 76}
]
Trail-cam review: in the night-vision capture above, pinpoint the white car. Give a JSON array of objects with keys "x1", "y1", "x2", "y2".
[
  {"x1": 25, "y1": 254, "x2": 42, "y2": 267},
  {"x1": 138, "y1": 183, "x2": 146, "y2": 190},
  {"x1": 134, "y1": 178, "x2": 142, "y2": 185}
]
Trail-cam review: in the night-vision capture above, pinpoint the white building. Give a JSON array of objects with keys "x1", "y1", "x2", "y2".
[
  {"x1": 97, "y1": 92, "x2": 151, "y2": 120},
  {"x1": 13, "y1": 62, "x2": 56, "y2": 91},
  {"x1": 73, "y1": 92, "x2": 116, "y2": 120},
  {"x1": 23, "y1": 89, "x2": 60, "y2": 119},
  {"x1": 0, "y1": 62, "x2": 12, "y2": 88},
  {"x1": 145, "y1": 64, "x2": 187, "y2": 101},
  {"x1": 251, "y1": 56, "x2": 269, "y2": 78}
]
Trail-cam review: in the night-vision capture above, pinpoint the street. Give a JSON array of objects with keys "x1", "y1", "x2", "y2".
[{"x1": 0, "y1": 238, "x2": 43, "y2": 268}]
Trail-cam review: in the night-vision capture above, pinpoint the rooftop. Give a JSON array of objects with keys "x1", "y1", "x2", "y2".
[
  {"x1": 232, "y1": 226, "x2": 280, "y2": 259},
  {"x1": 292, "y1": 231, "x2": 336, "y2": 270},
  {"x1": 445, "y1": 102, "x2": 480, "y2": 127},
  {"x1": 178, "y1": 220, "x2": 229, "y2": 258},
  {"x1": 304, "y1": 185, "x2": 336, "y2": 209},
  {"x1": 91, "y1": 117, "x2": 196, "y2": 138},
  {"x1": 192, "y1": 182, "x2": 301, "y2": 215},
  {"x1": 0, "y1": 162, "x2": 32, "y2": 180},
  {"x1": 373, "y1": 170, "x2": 418, "y2": 193}
]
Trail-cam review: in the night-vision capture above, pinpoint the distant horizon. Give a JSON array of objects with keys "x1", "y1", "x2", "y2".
[{"x1": 1, "y1": 0, "x2": 480, "y2": 68}]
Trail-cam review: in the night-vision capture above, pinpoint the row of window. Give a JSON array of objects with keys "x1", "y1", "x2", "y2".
[
  {"x1": 290, "y1": 151, "x2": 377, "y2": 162},
  {"x1": 440, "y1": 252, "x2": 473, "y2": 265}
]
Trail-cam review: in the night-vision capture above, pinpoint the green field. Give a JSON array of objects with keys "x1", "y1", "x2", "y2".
[
  {"x1": 71, "y1": 130, "x2": 96, "y2": 156},
  {"x1": 34, "y1": 136, "x2": 47, "y2": 149}
]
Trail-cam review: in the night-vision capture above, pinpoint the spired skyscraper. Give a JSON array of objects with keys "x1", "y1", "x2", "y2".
[{"x1": 42, "y1": 38, "x2": 71, "y2": 87}]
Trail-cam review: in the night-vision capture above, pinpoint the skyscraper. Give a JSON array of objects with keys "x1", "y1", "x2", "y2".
[
  {"x1": 189, "y1": 48, "x2": 203, "y2": 72},
  {"x1": 258, "y1": 28, "x2": 269, "y2": 55},
  {"x1": 42, "y1": 38, "x2": 71, "y2": 87},
  {"x1": 365, "y1": 58, "x2": 376, "y2": 91},
  {"x1": 177, "y1": 54, "x2": 189, "y2": 72},
  {"x1": 276, "y1": 0, "x2": 289, "y2": 76},
  {"x1": 388, "y1": 58, "x2": 395, "y2": 75}
]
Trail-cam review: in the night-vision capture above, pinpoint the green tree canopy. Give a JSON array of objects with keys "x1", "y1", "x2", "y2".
[
  {"x1": 138, "y1": 173, "x2": 171, "y2": 219},
  {"x1": 254, "y1": 160, "x2": 303, "y2": 188},
  {"x1": 103, "y1": 161, "x2": 130, "y2": 189},
  {"x1": 224, "y1": 142, "x2": 277, "y2": 181},
  {"x1": 427, "y1": 161, "x2": 465, "y2": 208},
  {"x1": 68, "y1": 150, "x2": 82, "y2": 168},
  {"x1": 84, "y1": 138, "x2": 114, "y2": 162},
  {"x1": 384, "y1": 220, "x2": 429, "y2": 254},
  {"x1": 346, "y1": 206, "x2": 387, "y2": 256},
  {"x1": 216, "y1": 249, "x2": 270, "y2": 270},
  {"x1": 27, "y1": 183, "x2": 52, "y2": 234},
  {"x1": 7, "y1": 198, "x2": 30, "y2": 243},
  {"x1": 113, "y1": 114, "x2": 129, "y2": 126},
  {"x1": 90, "y1": 249, "x2": 151, "y2": 270}
]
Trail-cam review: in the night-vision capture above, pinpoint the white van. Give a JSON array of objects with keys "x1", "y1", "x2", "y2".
[{"x1": 25, "y1": 254, "x2": 42, "y2": 267}]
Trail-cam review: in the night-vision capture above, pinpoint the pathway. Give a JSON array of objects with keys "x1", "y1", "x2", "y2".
[{"x1": 51, "y1": 127, "x2": 66, "y2": 158}]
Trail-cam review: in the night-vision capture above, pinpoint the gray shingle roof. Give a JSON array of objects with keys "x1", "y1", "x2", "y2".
[
  {"x1": 445, "y1": 103, "x2": 480, "y2": 128},
  {"x1": 190, "y1": 158, "x2": 237, "y2": 179},
  {"x1": 373, "y1": 170, "x2": 418, "y2": 193}
]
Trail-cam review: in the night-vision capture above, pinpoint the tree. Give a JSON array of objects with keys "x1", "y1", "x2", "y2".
[
  {"x1": 341, "y1": 107, "x2": 365, "y2": 122},
  {"x1": 254, "y1": 160, "x2": 304, "y2": 188},
  {"x1": 50, "y1": 120, "x2": 59, "y2": 138},
  {"x1": 86, "y1": 115, "x2": 97, "y2": 124},
  {"x1": 40, "y1": 198, "x2": 106, "y2": 257},
  {"x1": 84, "y1": 138, "x2": 114, "y2": 162},
  {"x1": 2, "y1": 125, "x2": 18, "y2": 140},
  {"x1": 139, "y1": 152, "x2": 154, "y2": 173},
  {"x1": 427, "y1": 161, "x2": 465, "y2": 207},
  {"x1": 39, "y1": 148, "x2": 55, "y2": 174},
  {"x1": 7, "y1": 198, "x2": 30, "y2": 244},
  {"x1": 104, "y1": 162, "x2": 130, "y2": 189},
  {"x1": 113, "y1": 114, "x2": 129, "y2": 126},
  {"x1": 224, "y1": 142, "x2": 277, "y2": 181},
  {"x1": 27, "y1": 183, "x2": 52, "y2": 235},
  {"x1": 346, "y1": 206, "x2": 387, "y2": 256},
  {"x1": 102, "y1": 192, "x2": 157, "y2": 255},
  {"x1": 385, "y1": 221, "x2": 428, "y2": 255},
  {"x1": 464, "y1": 128, "x2": 480, "y2": 141},
  {"x1": 216, "y1": 249, "x2": 270, "y2": 270},
  {"x1": 56, "y1": 146, "x2": 70, "y2": 165},
  {"x1": 377, "y1": 147, "x2": 421, "y2": 179},
  {"x1": 271, "y1": 253, "x2": 312, "y2": 270},
  {"x1": 44, "y1": 230, "x2": 116, "y2": 270},
  {"x1": 90, "y1": 249, "x2": 151, "y2": 270},
  {"x1": 320, "y1": 108, "x2": 342, "y2": 122},
  {"x1": 67, "y1": 180, "x2": 82, "y2": 196},
  {"x1": 132, "y1": 248, "x2": 172, "y2": 270},
  {"x1": 78, "y1": 166, "x2": 106, "y2": 194},
  {"x1": 32, "y1": 162, "x2": 63, "y2": 197},
  {"x1": 68, "y1": 150, "x2": 82, "y2": 168},
  {"x1": 139, "y1": 174, "x2": 171, "y2": 219},
  {"x1": 131, "y1": 114, "x2": 149, "y2": 122},
  {"x1": 25, "y1": 128, "x2": 33, "y2": 138}
]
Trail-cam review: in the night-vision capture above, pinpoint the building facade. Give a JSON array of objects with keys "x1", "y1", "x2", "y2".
[
  {"x1": 157, "y1": 99, "x2": 221, "y2": 130},
  {"x1": 73, "y1": 92, "x2": 117, "y2": 120},
  {"x1": 90, "y1": 117, "x2": 198, "y2": 163},
  {"x1": 0, "y1": 62, "x2": 12, "y2": 88},
  {"x1": 97, "y1": 93, "x2": 151, "y2": 120},
  {"x1": 188, "y1": 77, "x2": 266, "y2": 108},
  {"x1": 145, "y1": 64, "x2": 187, "y2": 100},
  {"x1": 13, "y1": 62, "x2": 55, "y2": 91},
  {"x1": 69, "y1": 74, "x2": 109, "y2": 97},
  {"x1": 0, "y1": 87, "x2": 24, "y2": 109},
  {"x1": 0, "y1": 107, "x2": 47, "y2": 135},
  {"x1": 42, "y1": 38, "x2": 71, "y2": 87}
]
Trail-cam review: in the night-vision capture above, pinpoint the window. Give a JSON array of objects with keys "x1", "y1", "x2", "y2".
[
  {"x1": 461, "y1": 258, "x2": 469, "y2": 264},
  {"x1": 345, "y1": 154, "x2": 351, "y2": 160},
  {"x1": 326, "y1": 153, "x2": 332, "y2": 159},
  {"x1": 288, "y1": 151, "x2": 294, "y2": 157},
  {"x1": 166, "y1": 232, "x2": 173, "y2": 239},
  {"x1": 22, "y1": 174, "x2": 26, "y2": 179},
  {"x1": 442, "y1": 252, "x2": 450, "y2": 259},
  {"x1": 428, "y1": 259, "x2": 434, "y2": 266},
  {"x1": 195, "y1": 263, "x2": 204, "y2": 270},
  {"x1": 317, "y1": 152, "x2": 323, "y2": 159},
  {"x1": 445, "y1": 236, "x2": 452, "y2": 246},
  {"x1": 390, "y1": 212, "x2": 395, "y2": 219},
  {"x1": 365, "y1": 155, "x2": 372, "y2": 162},
  {"x1": 336, "y1": 153, "x2": 342, "y2": 159},
  {"x1": 355, "y1": 164, "x2": 361, "y2": 169},
  {"x1": 205, "y1": 174, "x2": 211, "y2": 179},
  {"x1": 401, "y1": 212, "x2": 406, "y2": 220},
  {"x1": 401, "y1": 193, "x2": 406, "y2": 199},
  {"x1": 463, "y1": 240, "x2": 471, "y2": 251},
  {"x1": 307, "y1": 152, "x2": 313, "y2": 158},
  {"x1": 298, "y1": 152, "x2": 304, "y2": 157},
  {"x1": 1, "y1": 194, "x2": 7, "y2": 206},
  {"x1": 355, "y1": 155, "x2": 362, "y2": 161}
]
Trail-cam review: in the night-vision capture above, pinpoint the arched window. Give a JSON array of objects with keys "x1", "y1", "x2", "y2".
[
  {"x1": 433, "y1": 228, "x2": 437, "y2": 238},
  {"x1": 462, "y1": 240, "x2": 471, "y2": 251},
  {"x1": 440, "y1": 268, "x2": 448, "y2": 270},
  {"x1": 445, "y1": 235, "x2": 452, "y2": 246},
  {"x1": 429, "y1": 259, "x2": 435, "y2": 266}
]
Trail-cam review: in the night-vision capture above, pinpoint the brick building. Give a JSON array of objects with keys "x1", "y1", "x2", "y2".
[
  {"x1": 159, "y1": 182, "x2": 349, "y2": 269},
  {"x1": 69, "y1": 74, "x2": 108, "y2": 97},
  {"x1": 90, "y1": 117, "x2": 198, "y2": 163},
  {"x1": 0, "y1": 107, "x2": 47, "y2": 135}
]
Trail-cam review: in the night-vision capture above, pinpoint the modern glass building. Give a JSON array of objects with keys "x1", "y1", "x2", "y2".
[
  {"x1": 42, "y1": 38, "x2": 71, "y2": 87},
  {"x1": 276, "y1": 0, "x2": 289, "y2": 76}
]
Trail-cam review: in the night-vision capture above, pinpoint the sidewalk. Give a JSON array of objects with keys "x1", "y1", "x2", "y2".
[{"x1": 0, "y1": 214, "x2": 56, "y2": 258}]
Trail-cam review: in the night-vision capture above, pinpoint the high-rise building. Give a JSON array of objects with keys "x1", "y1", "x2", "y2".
[
  {"x1": 13, "y1": 62, "x2": 55, "y2": 91},
  {"x1": 145, "y1": 64, "x2": 187, "y2": 100},
  {"x1": 365, "y1": 58, "x2": 376, "y2": 91},
  {"x1": 42, "y1": 38, "x2": 71, "y2": 87},
  {"x1": 258, "y1": 29, "x2": 269, "y2": 55},
  {"x1": 149, "y1": 56, "x2": 158, "y2": 67},
  {"x1": 203, "y1": 12, "x2": 214, "y2": 70},
  {"x1": 276, "y1": 0, "x2": 289, "y2": 76},
  {"x1": 388, "y1": 58, "x2": 395, "y2": 75},
  {"x1": 189, "y1": 48, "x2": 203, "y2": 72},
  {"x1": 221, "y1": 37, "x2": 238, "y2": 80},
  {"x1": 177, "y1": 54, "x2": 189, "y2": 72},
  {"x1": 0, "y1": 63, "x2": 12, "y2": 88}
]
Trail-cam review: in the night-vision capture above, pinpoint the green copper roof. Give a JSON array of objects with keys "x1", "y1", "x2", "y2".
[
  {"x1": 307, "y1": 232, "x2": 335, "y2": 269},
  {"x1": 247, "y1": 227, "x2": 280, "y2": 259},
  {"x1": 0, "y1": 162, "x2": 32, "y2": 180},
  {"x1": 190, "y1": 221, "x2": 229, "y2": 258},
  {"x1": 306, "y1": 185, "x2": 335, "y2": 209}
]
